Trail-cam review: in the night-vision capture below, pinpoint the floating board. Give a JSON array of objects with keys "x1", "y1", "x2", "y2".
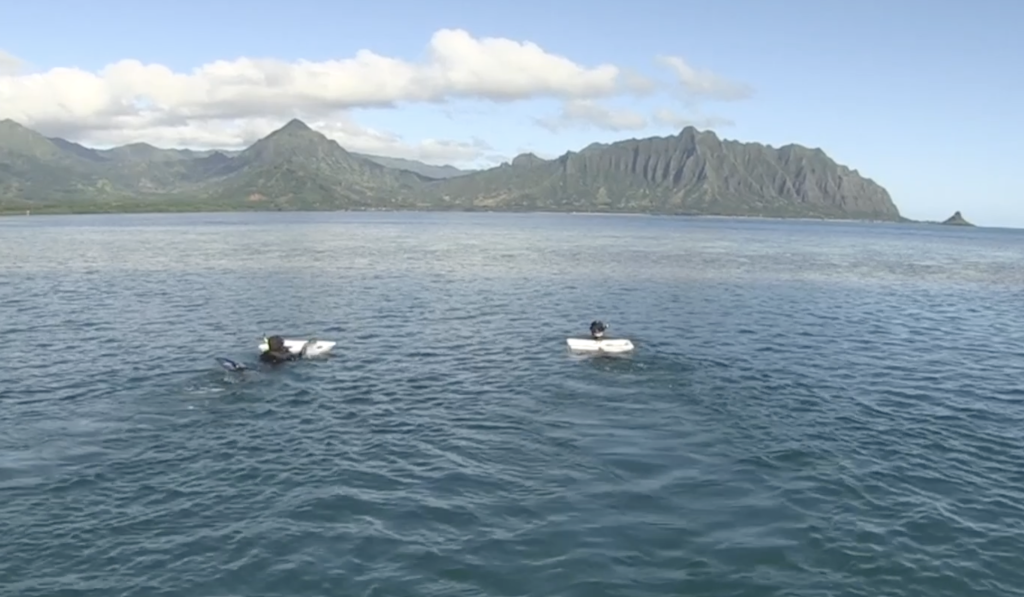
[
  {"x1": 257, "y1": 339, "x2": 336, "y2": 357},
  {"x1": 567, "y1": 338, "x2": 635, "y2": 353}
]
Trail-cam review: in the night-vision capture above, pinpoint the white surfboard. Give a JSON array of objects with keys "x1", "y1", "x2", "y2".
[
  {"x1": 258, "y1": 338, "x2": 336, "y2": 357},
  {"x1": 566, "y1": 337, "x2": 635, "y2": 353}
]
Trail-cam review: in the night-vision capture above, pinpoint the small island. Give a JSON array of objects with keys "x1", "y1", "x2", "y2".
[{"x1": 941, "y1": 211, "x2": 974, "y2": 227}]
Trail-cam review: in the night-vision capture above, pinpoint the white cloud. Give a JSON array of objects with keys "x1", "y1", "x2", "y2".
[
  {"x1": 81, "y1": 114, "x2": 493, "y2": 165},
  {"x1": 0, "y1": 32, "x2": 751, "y2": 164},
  {"x1": 656, "y1": 56, "x2": 753, "y2": 102},
  {"x1": 652, "y1": 108, "x2": 735, "y2": 130},
  {"x1": 537, "y1": 99, "x2": 648, "y2": 132},
  {"x1": 0, "y1": 49, "x2": 23, "y2": 75},
  {"x1": 0, "y1": 30, "x2": 636, "y2": 142},
  {"x1": 315, "y1": 118, "x2": 493, "y2": 165},
  {"x1": 536, "y1": 101, "x2": 736, "y2": 135}
]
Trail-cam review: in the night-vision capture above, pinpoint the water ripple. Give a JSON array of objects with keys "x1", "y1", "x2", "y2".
[{"x1": 2, "y1": 212, "x2": 1024, "y2": 596}]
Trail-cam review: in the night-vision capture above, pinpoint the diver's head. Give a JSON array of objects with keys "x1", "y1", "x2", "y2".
[
  {"x1": 267, "y1": 335, "x2": 285, "y2": 351},
  {"x1": 590, "y1": 320, "x2": 607, "y2": 337}
]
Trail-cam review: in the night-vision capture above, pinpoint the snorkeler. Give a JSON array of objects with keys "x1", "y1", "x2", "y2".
[{"x1": 259, "y1": 335, "x2": 307, "y2": 364}]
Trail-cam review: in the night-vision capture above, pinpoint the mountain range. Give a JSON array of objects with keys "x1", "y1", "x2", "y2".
[{"x1": 0, "y1": 118, "x2": 903, "y2": 221}]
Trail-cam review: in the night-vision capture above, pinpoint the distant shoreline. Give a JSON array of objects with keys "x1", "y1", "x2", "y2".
[
  {"x1": 0, "y1": 204, "x2": 894, "y2": 221},
  {"x1": 0, "y1": 204, "x2": 985, "y2": 228}
]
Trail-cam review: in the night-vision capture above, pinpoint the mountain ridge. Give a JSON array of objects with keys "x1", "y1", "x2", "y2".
[{"x1": 0, "y1": 118, "x2": 903, "y2": 221}]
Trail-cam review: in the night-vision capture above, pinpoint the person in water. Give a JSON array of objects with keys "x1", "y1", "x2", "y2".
[
  {"x1": 259, "y1": 335, "x2": 305, "y2": 364},
  {"x1": 589, "y1": 320, "x2": 608, "y2": 339}
]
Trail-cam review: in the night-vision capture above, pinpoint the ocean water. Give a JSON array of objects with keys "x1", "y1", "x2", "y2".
[{"x1": 2, "y1": 211, "x2": 1023, "y2": 597}]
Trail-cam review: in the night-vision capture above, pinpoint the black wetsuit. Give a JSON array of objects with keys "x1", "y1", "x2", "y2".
[
  {"x1": 259, "y1": 349, "x2": 297, "y2": 364},
  {"x1": 259, "y1": 336, "x2": 301, "y2": 364},
  {"x1": 590, "y1": 320, "x2": 607, "y2": 339}
]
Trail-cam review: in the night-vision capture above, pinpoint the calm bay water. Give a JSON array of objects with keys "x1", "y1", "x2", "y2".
[{"x1": 2, "y1": 211, "x2": 1023, "y2": 597}]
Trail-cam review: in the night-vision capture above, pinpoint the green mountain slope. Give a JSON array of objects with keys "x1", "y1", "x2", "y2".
[
  {"x1": 190, "y1": 119, "x2": 429, "y2": 209},
  {"x1": 0, "y1": 118, "x2": 902, "y2": 220},
  {"x1": 426, "y1": 128, "x2": 899, "y2": 220},
  {"x1": 351, "y1": 153, "x2": 471, "y2": 179}
]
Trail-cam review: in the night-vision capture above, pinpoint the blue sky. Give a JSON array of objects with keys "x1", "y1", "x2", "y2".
[{"x1": 1, "y1": 0, "x2": 1021, "y2": 226}]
